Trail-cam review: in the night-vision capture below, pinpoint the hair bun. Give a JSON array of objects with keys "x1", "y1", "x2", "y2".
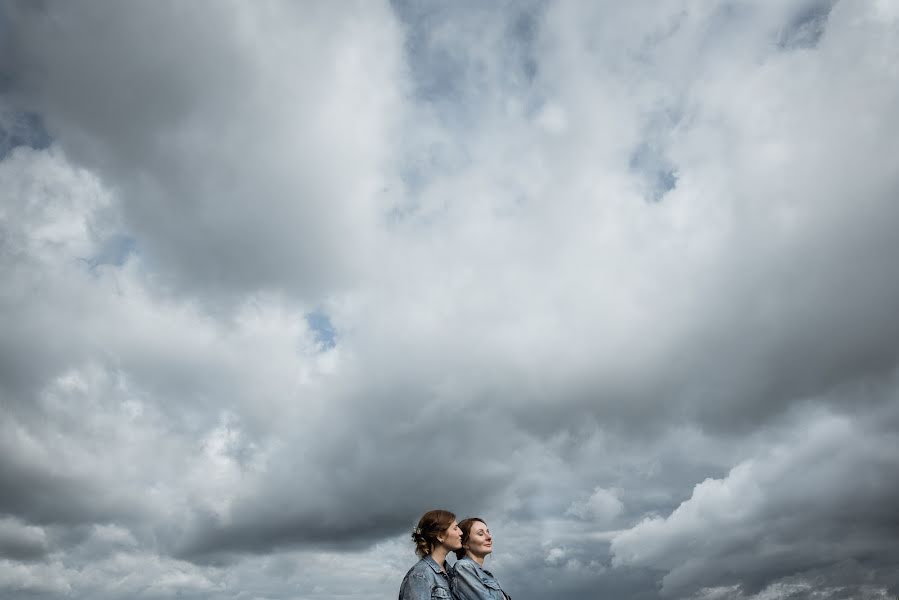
[{"x1": 411, "y1": 510, "x2": 456, "y2": 558}]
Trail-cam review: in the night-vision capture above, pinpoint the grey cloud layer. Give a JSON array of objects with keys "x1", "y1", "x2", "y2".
[
  {"x1": 612, "y1": 399, "x2": 899, "y2": 597},
  {"x1": 4, "y1": 0, "x2": 404, "y2": 301},
  {"x1": 1, "y1": 1, "x2": 898, "y2": 599}
]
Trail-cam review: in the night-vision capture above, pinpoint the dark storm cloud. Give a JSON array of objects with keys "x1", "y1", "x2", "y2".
[
  {"x1": 175, "y1": 397, "x2": 527, "y2": 558},
  {"x1": 0, "y1": 449, "x2": 126, "y2": 527},
  {"x1": 0, "y1": 108, "x2": 50, "y2": 157},
  {"x1": 0, "y1": 518, "x2": 47, "y2": 561},
  {"x1": 611, "y1": 396, "x2": 899, "y2": 597},
  {"x1": 1, "y1": 0, "x2": 405, "y2": 303}
]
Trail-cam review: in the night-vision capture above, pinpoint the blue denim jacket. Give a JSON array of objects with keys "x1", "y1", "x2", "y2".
[
  {"x1": 450, "y1": 556, "x2": 510, "y2": 600},
  {"x1": 398, "y1": 555, "x2": 452, "y2": 600}
]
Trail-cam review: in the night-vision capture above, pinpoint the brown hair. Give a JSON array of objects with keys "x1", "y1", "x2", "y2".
[
  {"x1": 411, "y1": 509, "x2": 457, "y2": 558},
  {"x1": 454, "y1": 517, "x2": 486, "y2": 560}
]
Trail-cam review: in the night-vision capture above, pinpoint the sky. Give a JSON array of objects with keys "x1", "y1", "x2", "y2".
[{"x1": 1, "y1": 1, "x2": 898, "y2": 599}]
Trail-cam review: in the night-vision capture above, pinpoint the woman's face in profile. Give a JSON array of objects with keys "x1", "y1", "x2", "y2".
[
  {"x1": 440, "y1": 520, "x2": 464, "y2": 550},
  {"x1": 464, "y1": 520, "x2": 493, "y2": 557}
]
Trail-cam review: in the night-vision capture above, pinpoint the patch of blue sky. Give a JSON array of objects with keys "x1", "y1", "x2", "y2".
[
  {"x1": 389, "y1": 0, "x2": 546, "y2": 222},
  {"x1": 507, "y1": 8, "x2": 541, "y2": 84},
  {"x1": 629, "y1": 103, "x2": 684, "y2": 204},
  {"x1": 0, "y1": 109, "x2": 52, "y2": 159},
  {"x1": 391, "y1": 0, "x2": 543, "y2": 126},
  {"x1": 778, "y1": 0, "x2": 837, "y2": 50},
  {"x1": 305, "y1": 310, "x2": 337, "y2": 351},
  {"x1": 83, "y1": 235, "x2": 138, "y2": 271},
  {"x1": 629, "y1": 141, "x2": 678, "y2": 203}
]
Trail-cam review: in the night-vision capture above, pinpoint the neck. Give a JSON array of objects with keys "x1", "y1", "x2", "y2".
[
  {"x1": 469, "y1": 553, "x2": 485, "y2": 566},
  {"x1": 430, "y1": 547, "x2": 448, "y2": 570}
]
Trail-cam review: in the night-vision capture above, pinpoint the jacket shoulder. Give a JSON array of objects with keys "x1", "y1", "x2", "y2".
[{"x1": 451, "y1": 558, "x2": 479, "y2": 575}]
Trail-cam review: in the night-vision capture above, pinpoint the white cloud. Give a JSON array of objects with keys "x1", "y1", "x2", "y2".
[
  {"x1": 566, "y1": 487, "x2": 623, "y2": 523},
  {"x1": 611, "y1": 400, "x2": 899, "y2": 596},
  {"x1": 0, "y1": 559, "x2": 74, "y2": 595}
]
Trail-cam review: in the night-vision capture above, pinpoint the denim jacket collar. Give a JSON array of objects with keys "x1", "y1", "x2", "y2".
[
  {"x1": 423, "y1": 555, "x2": 447, "y2": 575},
  {"x1": 458, "y1": 556, "x2": 496, "y2": 577}
]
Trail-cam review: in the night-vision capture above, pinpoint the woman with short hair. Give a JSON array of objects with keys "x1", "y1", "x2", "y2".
[
  {"x1": 450, "y1": 517, "x2": 510, "y2": 600},
  {"x1": 398, "y1": 509, "x2": 463, "y2": 600}
]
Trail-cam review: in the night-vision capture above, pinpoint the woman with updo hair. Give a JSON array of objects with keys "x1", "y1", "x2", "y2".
[
  {"x1": 450, "y1": 517, "x2": 511, "y2": 600},
  {"x1": 398, "y1": 509, "x2": 462, "y2": 600}
]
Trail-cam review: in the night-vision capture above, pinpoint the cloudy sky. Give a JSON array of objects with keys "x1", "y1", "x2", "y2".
[{"x1": 2, "y1": 1, "x2": 899, "y2": 599}]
